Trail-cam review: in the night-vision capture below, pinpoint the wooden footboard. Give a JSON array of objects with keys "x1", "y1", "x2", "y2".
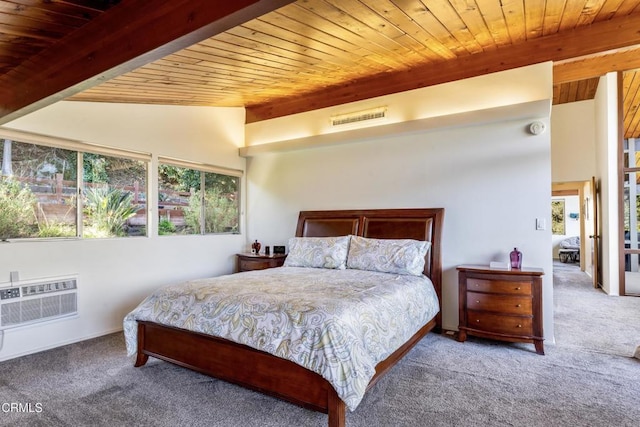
[{"x1": 135, "y1": 318, "x2": 436, "y2": 427}]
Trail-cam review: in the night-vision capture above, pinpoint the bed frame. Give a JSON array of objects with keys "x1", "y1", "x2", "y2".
[{"x1": 134, "y1": 208, "x2": 444, "y2": 427}]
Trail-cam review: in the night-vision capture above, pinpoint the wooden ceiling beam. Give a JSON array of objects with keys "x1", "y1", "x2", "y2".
[
  {"x1": 0, "y1": 0, "x2": 295, "y2": 125},
  {"x1": 246, "y1": 12, "x2": 640, "y2": 123},
  {"x1": 554, "y1": 46, "x2": 640, "y2": 84}
]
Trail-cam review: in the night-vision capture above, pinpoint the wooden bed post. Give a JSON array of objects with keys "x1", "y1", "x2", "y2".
[
  {"x1": 328, "y1": 389, "x2": 346, "y2": 427},
  {"x1": 134, "y1": 323, "x2": 149, "y2": 367}
]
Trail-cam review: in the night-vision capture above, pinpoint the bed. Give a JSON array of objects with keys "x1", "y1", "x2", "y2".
[{"x1": 124, "y1": 208, "x2": 444, "y2": 427}]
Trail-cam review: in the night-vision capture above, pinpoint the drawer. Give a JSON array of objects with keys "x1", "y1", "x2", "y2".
[
  {"x1": 467, "y1": 310, "x2": 533, "y2": 336},
  {"x1": 466, "y1": 291, "x2": 532, "y2": 315},
  {"x1": 239, "y1": 259, "x2": 273, "y2": 271},
  {"x1": 237, "y1": 254, "x2": 287, "y2": 272},
  {"x1": 467, "y1": 278, "x2": 531, "y2": 295}
]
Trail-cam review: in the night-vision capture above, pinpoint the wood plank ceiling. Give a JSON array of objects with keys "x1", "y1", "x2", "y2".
[
  {"x1": 623, "y1": 69, "x2": 640, "y2": 139},
  {"x1": 2, "y1": 1, "x2": 640, "y2": 136},
  {"x1": 0, "y1": 1, "x2": 119, "y2": 76}
]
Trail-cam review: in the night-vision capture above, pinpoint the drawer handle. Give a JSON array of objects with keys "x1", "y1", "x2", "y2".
[
  {"x1": 515, "y1": 287, "x2": 521, "y2": 290},
  {"x1": 476, "y1": 300, "x2": 480, "y2": 304},
  {"x1": 517, "y1": 324, "x2": 522, "y2": 328},
  {"x1": 476, "y1": 319, "x2": 480, "y2": 323},
  {"x1": 516, "y1": 304, "x2": 522, "y2": 307}
]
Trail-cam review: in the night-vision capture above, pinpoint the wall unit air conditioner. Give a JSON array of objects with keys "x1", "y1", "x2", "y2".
[{"x1": 0, "y1": 276, "x2": 78, "y2": 330}]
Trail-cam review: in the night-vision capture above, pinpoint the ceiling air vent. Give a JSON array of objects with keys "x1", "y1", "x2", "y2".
[{"x1": 330, "y1": 107, "x2": 387, "y2": 127}]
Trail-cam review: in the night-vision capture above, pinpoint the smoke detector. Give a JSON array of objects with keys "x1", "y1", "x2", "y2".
[{"x1": 529, "y1": 121, "x2": 546, "y2": 135}]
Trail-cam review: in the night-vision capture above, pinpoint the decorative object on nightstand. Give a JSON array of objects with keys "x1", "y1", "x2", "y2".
[
  {"x1": 457, "y1": 264, "x2": 545, "y2": 355},
  {"x1": 509, "y1": 247, "x2": 522, "y2": 269},
  {"x1": 251, "y1": 240, "x2": 261, "y2": 254},
  {"x1": 236, "y1": 253, "x2": 287, "y2": 272}
]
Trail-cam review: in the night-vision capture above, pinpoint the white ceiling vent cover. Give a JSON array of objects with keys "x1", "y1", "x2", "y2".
[
  {"x1": 330, "y1": 107, "x2": 387, "y2": 127},
  {"x1": 0, "y1": 276, "x2": 78, "y2": 330}
]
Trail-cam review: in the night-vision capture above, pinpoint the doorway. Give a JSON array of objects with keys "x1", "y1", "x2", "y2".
[{"x1": 552, "y1": 180, "x2": 597, "y2": 286}]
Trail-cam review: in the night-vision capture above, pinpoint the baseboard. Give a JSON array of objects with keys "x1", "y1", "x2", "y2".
[{"x1": 0, "y1": 327, "x2": 124, "y2": 362}]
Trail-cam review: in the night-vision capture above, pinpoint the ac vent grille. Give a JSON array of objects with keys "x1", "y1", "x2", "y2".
[
  {"x1": 0, "y1": 276, "x2": 77, "y2": 329},
  {"x1": 330, "y1": 107, "x2": 387, "y2": 127}
]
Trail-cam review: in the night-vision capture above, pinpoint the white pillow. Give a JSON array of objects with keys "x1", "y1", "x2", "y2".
[
  {"x1": 346, "y1": 235, "x2": 430, "y2": 276},
  {"x1": 283, "y1": 235, "x2": 351, "y2": 269}
]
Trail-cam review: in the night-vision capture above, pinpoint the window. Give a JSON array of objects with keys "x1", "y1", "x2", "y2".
[
  {"x1": 158, "y1": 160, "x2": 240, "y2": 235},
  {"x1": 1, "y1": 139, "x2": 77, "y2": 239},
  {"x1": 1, "y1": 132, "x2": 149, "y2": 240},
  {"x1": 82, "y1": 153, "x2": 147, "y2": 238}
]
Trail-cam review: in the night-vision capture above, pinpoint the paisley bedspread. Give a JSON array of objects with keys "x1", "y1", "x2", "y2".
[{"x1": 123, "y1": 267, "x2": 439, "y2": 410}]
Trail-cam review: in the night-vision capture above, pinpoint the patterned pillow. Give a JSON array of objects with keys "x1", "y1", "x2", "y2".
[
  {"x1": 346, "y1": 235, "x2": 430, "y2": 276},
  {"x1": 283, "y1": 235, "x2": 351, "y2": 269}
]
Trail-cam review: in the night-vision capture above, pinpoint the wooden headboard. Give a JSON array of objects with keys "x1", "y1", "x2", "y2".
[{"x1": 295, "y1": 208, "x2": 444, "y2": 328}]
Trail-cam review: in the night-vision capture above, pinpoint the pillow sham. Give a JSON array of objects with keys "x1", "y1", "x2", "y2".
[
  {"x1": 283, "y1": 235, "x2": 350, "y2": 269},
  {"x1": 346, "y1": 235, "x2": 430, "y2": 276}
]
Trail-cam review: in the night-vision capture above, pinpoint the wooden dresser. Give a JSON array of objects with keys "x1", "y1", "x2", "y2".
[
  {"x1": 457, "y1": 265, "x2": 545, "y2": 355},
  {"x1": 236, "y1": 253, "x2": 287, "y2": 272}
]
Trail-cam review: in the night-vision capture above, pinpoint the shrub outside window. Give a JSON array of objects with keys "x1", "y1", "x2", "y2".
[{"x1": 158, "y1": 162, "x2": 240, "y2": 235}]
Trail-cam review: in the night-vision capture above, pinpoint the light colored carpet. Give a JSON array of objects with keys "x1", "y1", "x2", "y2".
[
  {"x1": 1, "y1": 263, "x2": 639, "y2": 426},
  {"x1": 552, "y1": 262, "x2": 640, "y2": 358}
]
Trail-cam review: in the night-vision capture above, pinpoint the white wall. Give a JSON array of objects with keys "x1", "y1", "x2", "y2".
[
  {"x1": 244, "y1": 64, "x2": 554, "y2": 341},
  {"x1": 594, "y1": 73, "x2": 620, "y2": 295},
  {"x1": 0, "y1": 102, "x2": 247, "y2": 361},
  {"x1": 551, "y1": 100, "x2": 597, "y2": 182},
  {"x1": 247, "y1": 63, "x2": 553, "y2": 147}
]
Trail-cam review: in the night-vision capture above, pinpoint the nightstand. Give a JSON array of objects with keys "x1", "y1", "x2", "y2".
[
  {"x1": 236, "y1": 253, "x2": 287, "y2": 272},
  {"x1": 457, "y1": 265, "x2": 545, "y2": 355}
]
